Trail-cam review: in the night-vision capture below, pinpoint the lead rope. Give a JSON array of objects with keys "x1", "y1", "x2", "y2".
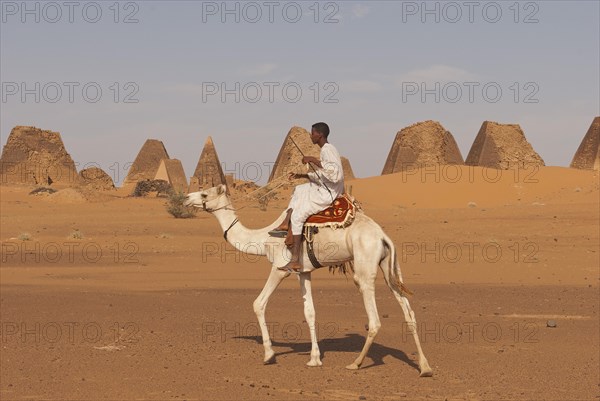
[
  {"x1": 220, "y1": 161, "x2": 305, "y2": 212},
  {"x1": 205, "y1": 159, "x2": 305, "y2": 243}
]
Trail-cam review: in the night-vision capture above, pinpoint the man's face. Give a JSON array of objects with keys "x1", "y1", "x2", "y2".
[{"x1": 310, "y1": 128, "x2": 321, "y2": 144}]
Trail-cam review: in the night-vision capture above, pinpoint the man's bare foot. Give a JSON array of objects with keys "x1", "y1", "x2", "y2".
[
  {"x1": 272, "y1": 223, "x2": 289, "y2": 232},
  {"x1": 273, "y1": 209, "x2": 292, "y2": 233},
  {"x1": 277, "y1": 262, "x2": 302, "y2": 273},
  {"x1": 280, "y1": 234, "x2": 302, "y2": 272}
]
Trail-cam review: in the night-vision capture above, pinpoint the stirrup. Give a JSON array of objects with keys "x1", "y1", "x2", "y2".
[{"x1": 268, "y1": 229, "x2": 288, "y2": 238}]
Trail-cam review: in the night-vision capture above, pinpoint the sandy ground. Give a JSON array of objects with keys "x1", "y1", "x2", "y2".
[{"x1": 1, "y1": 166, "x2": 599, "y2": 400}]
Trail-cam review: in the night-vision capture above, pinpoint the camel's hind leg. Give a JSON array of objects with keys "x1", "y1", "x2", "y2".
[
  {"x1": 299, "y1": 273, "x2": 322, "y2": 366},
  {"x1": 392, "y1": 292, "x2": 433, "y2": 376},
  {"x1": 253, "y1": 267, "x2": 288, "y2": 364},
  {"x1": 379, "y1": 238, "x2": 433, "y2": 377},
  {"x1": 346, "y1": 272, "x2": 381, "y2": 370}
]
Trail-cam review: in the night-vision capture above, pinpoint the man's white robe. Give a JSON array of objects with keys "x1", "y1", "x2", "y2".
[{"x1": 289, "y1": 143, "x2": 345, "y2": 235}]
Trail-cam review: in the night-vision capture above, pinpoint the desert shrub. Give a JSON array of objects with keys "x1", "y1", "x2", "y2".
[
  {"x1": 69, "y1": 230, "x2": 84, "y2": 239},
  {"x1": 258, "y1": 194, "x2": 273, "y2": 211},
  {"x1": 133, "y1": 179, "x2": 173, "y2": 197},
  {"x1": 166, "y1": 191, "x2": 197, "y2": 219},
  {"x1": 256, "y1": 189, "x2": 276, "y2": 211},
  {"x1": 29, "y1": 187, "x2": 56, "y2": 195},
  {"x1": 18, "y1": 233, "x2": 31, "y2": 241}
]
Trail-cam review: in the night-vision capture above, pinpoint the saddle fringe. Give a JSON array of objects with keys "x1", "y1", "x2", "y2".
[
  {"x1": 327, "y1": 261, "x2": 413, "y2": 297},
  {"x1": 328, "y1": 260, "x2": 354, "y2": 276}
]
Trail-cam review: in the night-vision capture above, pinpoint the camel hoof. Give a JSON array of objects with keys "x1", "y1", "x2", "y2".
[
  {"x1": 263, "y1": 353, "x2": 276, "y2": 365},
  {"x1": 306, "y1": 359, "x2": 322, "y2": 367},
  {"x1": 345, "y1": 363, "x2": 360, "y2": 370},
  {"x1": 419, "y1": 368, "x2": 433, "y2": 377}
]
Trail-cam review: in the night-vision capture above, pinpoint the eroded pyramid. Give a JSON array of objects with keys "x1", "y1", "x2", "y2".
[
  {"x1": 465, "y1": 121, "x2": 544, "y2": 169},
  {"x1": 570, "y1": 117, "x2": 600, "y2": 170},
  {"x1": 78, "y1": 167, "x2": 115, "y2": 191},
  {"x1": 123, "y1": 139, "x2": 170, "y2": 187},
  {"x1": 155, "y1": 159, "x2": 188, "y2": 193},
  {"x1": 188, "y1": 136, "x2": 226, "y2": 192},
  {"x1": 381, "y1": 120, "x2": 464, "y2": 175},
  {"x1": 269, "y1": 126, "x2": 321, "y2": 183},
  {"x1": 0, "y1": 126, "x2": 77, "y2": 185}
]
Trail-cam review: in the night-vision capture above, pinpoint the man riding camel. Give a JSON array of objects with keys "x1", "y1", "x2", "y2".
[{"x1": 269, "y1": 122, "x2": 345, "y2": 273}]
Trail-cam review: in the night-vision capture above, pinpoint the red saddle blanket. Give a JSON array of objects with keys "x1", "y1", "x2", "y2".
[{"x1": 306, "y1": 194, "x2": 355, "y2": 225}]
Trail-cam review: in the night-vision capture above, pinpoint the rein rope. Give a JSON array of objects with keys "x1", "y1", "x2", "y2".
[
  {"x1": 209, "y1": 161, "x2": 304, "y2": 213},
  {"x1": 203, "y1": 161, "x2": 305, "y2": 239},
  {"x1": 231, "y1": 161, "x2": 304, "y2": 207}
]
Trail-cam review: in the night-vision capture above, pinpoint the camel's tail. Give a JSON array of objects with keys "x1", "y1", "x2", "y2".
[{"x1": 381, "y1": 235, "x2": 413, "y2": 297}]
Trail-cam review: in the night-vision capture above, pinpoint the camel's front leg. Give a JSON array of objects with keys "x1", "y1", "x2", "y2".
[
  {"x1": 299, "y1": 273, "x2": 322, "y2": 366},
  {"x1": 253, "y1": 267, "x2": 288, "y2": 364},
  {"x1": 346, "y1": 276, "x2": 381, "y2": 370}
]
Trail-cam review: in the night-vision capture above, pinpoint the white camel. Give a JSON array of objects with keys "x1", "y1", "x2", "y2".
[{"x1": 185, "y1": 184, "x2": 432, "y2": 376}]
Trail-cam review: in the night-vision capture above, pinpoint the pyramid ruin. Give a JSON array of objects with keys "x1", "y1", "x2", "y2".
[
  {"x1": 570, "y1": 117, "x2": 600, "y2": 170},
  {"x1": 188, "y1": 136, "x2": 226, "y2": 192},
  {"x1": 224, "y1": 173, "x2": 261, "y2": 195},
  {"x1": 78, "y1": 167, "x2": 115, "y2": 191},
  {"x1": 341, "y1": 156, "x2": 356, "y2": 180},
  {"x1": 0, "y1": 126, "x2": 77, "y2": 186},
  {"x1": 465, "y1": 121, "x2": 544, "y2": 169},
  {"x1": 154, "y1": 159, "x2": 188, "y2": 193},
  {"x1": 122, "y1": 139, "x2": 170, "y2": 188},
  {"x1": 381, "y1": 120, "x2": 464, "y2": 175},
  {"x1": 269, "y1": 126, "x2": 321, "y2": 183}
]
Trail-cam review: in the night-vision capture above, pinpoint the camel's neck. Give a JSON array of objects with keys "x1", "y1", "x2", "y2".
[{"x1": 212, "y1": 207, "x2": 284, "y2": 256}]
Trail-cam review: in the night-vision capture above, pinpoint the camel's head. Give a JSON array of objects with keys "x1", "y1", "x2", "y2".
[{"x1": 185, "y1": 184, "x2": 229, "y2": 212}]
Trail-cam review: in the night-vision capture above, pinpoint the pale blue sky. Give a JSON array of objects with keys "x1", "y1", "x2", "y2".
[{"x1": 1, "y1": 1, "x2": 599, "y2": 184}]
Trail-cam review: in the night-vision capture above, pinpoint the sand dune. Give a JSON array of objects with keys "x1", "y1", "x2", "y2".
[{"x1": 352, "y1": 166, "x2": 598, "y2": 209}]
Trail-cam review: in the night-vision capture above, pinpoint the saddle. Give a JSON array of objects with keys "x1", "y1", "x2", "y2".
[
  {"x1": 302, "y1": 193, "x2": 360, "y2": 269},
  {"x1": 269, "y1": 194, "x2": 361, "y2": 269},
  {"x1": 305, "y1": 193, "x2": 358, "y2": 229}
]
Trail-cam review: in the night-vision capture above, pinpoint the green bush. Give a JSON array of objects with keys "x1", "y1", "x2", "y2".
[
  {"x1": 166, "y1": 191, "x2": 197, "y2": 219},
  {"x1": 132, "y1": 179, "x2": 172, "y2": 197}
]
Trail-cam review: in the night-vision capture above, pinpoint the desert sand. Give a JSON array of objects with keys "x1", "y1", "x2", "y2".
[{"x1": 1, "y1": 165, "x2": 598, "y2": 400}]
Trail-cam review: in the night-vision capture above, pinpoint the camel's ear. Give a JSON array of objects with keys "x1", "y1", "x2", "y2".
[{"x1": 217, "y1": 184, "x2": 225, "y2": 195}]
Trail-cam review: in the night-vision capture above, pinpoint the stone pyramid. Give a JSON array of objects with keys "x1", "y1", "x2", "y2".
[
  {"x1": 123, "y1": 139, "x2": 170, "y2": 187},
  {"x1": 269, "y1": 126, "x2": 321, "y2": 183},
  {"x1": 570, "y1": 117, "x2": 600, "y2": 170},
  {"x1": 381, "y1": 120, "x2": 464, "y2": 175},
  {"x1": 188, "y1": 136, "x2": 226, "y2": 192},
  {"x1": 155, "y1": 159, "x2": 188, "y2": 193},
  {"x1": 465, "y1": 121, "x2": 544, "y2": 169},
  {"x1": 78, "y1": 167, "x2": 115, "y2": 191},
  {"x1": 341, "y1": 156, "x2": 356, "y2": 180},
  {"x1": 0, "y1": 126, "x2": 77, "y2": 186}
]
